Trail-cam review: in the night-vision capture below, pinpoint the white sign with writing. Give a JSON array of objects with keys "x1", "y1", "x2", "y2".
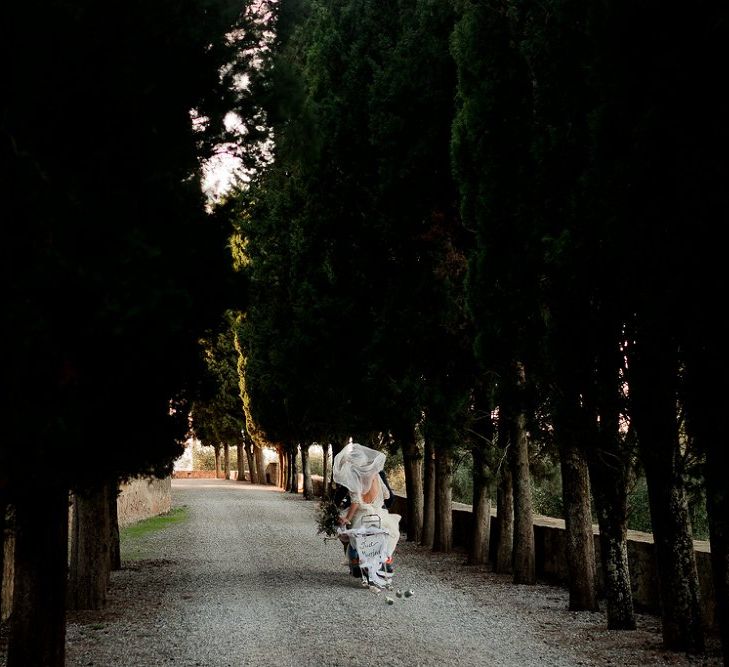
[
  {"x1": 342, "y1": 527, "x2": 392, "y2": 588},
  {"x1": 356, "y1": 532, "x2": 387, "y2": 563}
]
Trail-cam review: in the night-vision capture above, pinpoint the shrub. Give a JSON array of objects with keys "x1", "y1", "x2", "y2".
[{"x1": 193, "y1": 447, "x2": 217, "y2": 471}]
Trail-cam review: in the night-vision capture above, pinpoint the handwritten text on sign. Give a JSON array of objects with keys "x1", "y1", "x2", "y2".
[{"x1": 356, "y1": 534, "x2": 386, "y2": 562}]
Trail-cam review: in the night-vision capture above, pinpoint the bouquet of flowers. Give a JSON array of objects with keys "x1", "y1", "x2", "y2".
[{"x1": 315, "y1": 497, "x2": 342, "y2": 537}]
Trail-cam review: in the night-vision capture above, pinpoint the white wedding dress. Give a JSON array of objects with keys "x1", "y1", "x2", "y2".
[
  {"x1": 349, "y1": 475, "x2": 401, "y2": 558},
  {"x1": 333, "y1": 443, "x2": 402, "y2": 558}
]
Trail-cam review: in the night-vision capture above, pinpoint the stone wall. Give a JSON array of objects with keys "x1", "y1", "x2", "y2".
[
  {"x1": 390, "y1": 494, "x2": 718, "y2": 632},
  {"x1": 1, "y1": 478, "x2": 173, "y2": 621},
  {"x1": 240, "y1": 476, "x2": 718, "y2": 631},
  {"x1": 265, "y1": 463, "x2": 279, "y2": 485},
  {"x1": 117, "y1": 476, "x2": 172, "y2": 528}
]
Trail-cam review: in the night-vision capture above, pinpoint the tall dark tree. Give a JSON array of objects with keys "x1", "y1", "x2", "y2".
[
  {"x1": 628, "y1": 333, "x2": 703, "y2": 652},
  {"x1": 235, "y1": 2, "x2": 470, "y2": 546},
  {"x1": 2, "y1": 0, "x2": 259, "y2": 661},
  {"x1": 192, "y1": 323, "x2": 251, "y2": 486},
  {"x1": 502, "y1": 0, "x2": 643, "y2": 626},
  {"x1": 662, "y1": 3, "x2": 729, "y2": 659},
  {"x1": 685, "y1": 334, "x2": 729, "y2": 665},
  {"x1": 363, "y1": 0, "x2": 467, "y2": 545},
  {"x1": 516, "y1": 0, "x2": 603, "y2": 611},
  {"x1": 452, "y1": 0, "x2": 538, "y2": 584},
  {"x1": 584, "y1": 1, "x2": 719, "y2": 650}
]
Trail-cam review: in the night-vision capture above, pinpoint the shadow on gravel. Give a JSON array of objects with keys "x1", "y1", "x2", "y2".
[{"x1": 251, "y1": 566, "x2": 388, "y2": 591}]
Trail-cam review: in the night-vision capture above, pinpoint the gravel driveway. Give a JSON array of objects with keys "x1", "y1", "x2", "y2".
[{"x1": 6, "y1": 479, "x2": 719, "y2": 667}]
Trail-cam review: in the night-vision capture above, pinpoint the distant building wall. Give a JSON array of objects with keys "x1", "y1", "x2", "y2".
[
  {"x1": 173, "y1": 437, "x2": 196, "y2": 472},
  {"x1": 172, "y1": 470, "x2": 240, "y2": 480}
]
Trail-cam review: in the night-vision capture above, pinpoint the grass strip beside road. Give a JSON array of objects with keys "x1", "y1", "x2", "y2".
[{"x1": 120, "y1": 506, "x2": 188, "y2": 561}]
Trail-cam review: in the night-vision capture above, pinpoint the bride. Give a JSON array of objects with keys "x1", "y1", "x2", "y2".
[{"x1": 333, "y1": 442, "x2": 401, "y2": 562}]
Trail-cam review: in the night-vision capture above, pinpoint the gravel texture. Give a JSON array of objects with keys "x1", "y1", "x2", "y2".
[{"x1": 1, "y1": 479, "x2": 722, "y2": 666}]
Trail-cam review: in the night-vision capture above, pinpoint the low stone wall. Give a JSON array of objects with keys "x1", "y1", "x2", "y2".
[
  {"x1": 390, "y1": 494, "x2": 718, "y2": 632},
  {"x1": 292, "y1": 474, "x2": 324, "y2": 496},
  {"x1": 1, "y1": 479, "x2": 173, "y2": 621},
  {"x1": 117, "y1": 477, "x2": 172, "y2": 528},
  {"x1": 265, "y1": 463, "x2": 279, "y2": 485},
  {"x1": 532, "y1": 518, "x2": 715, "y2": 632}
]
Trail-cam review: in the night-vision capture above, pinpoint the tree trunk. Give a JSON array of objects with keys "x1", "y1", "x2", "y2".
[
  {"x1": 281, "y1": 450, "x2": 289, "y2": 490},
  {"x1": 421, "y1": 439, "x2": 435, "y2": 548},
  {"x1": 584, "y1": 332, "x2": 636, "y2": 629},
  {"x1": 639, "y1": 435, "x2": 704, "y2": 652},
  {"x1": 496, "y1": 464, "x2": 514, "y2": 574},
  {"x1": 1, "y1": 500, "x2": 6, "y2": 609},
  {"x1": 588, "y1": 401, "x2": 636, "y2": 628},
  {"x1": 510, "y1": 408, "x2": 535, "y2": 584},
  {"x1": 630, "y1": 336, "x2": 704, "y2": 653},
  {"x1": 1, "y1": 504, "x2": 15, "y2": 623},
  {"x1": 283, "y1": 449, "x2": 289, "y2": 491},
  {"x1": 470, "y1": 444, "x2": 492, "y2": 565},
  {"x1": 246, "y1": 444, "x2": 257, "y2": 483},
  {"x1": 253, "y1": 444, "x2": 261, "y2": 483},
  {"x1": 214, "y1": 445, "x2": 222, "y2": 479},
  {"x1": 469, "y1": 385, "x2": 495, "y2": 565},
  {"x1": 330, "y1": 441, "x2": 344, "y2": 496},
  {"x1": 224, "y1": 443, "x2": 231, "y2": 480},
  {"x1": 558, "y1": 438, "x2": 599, "y2": 610},
  {"x1": 399, "y1": 428, "x2": 423, "y2": 543},
  {"x1": 689, "y1": 399, "x2": 729, "y2": 663},
  {"x1": 255, "y1": 445, "x2": 267, "y2": 485},
  {"x1": 553, "y1": 388, "x2": 599, "y2": 609},
  {"x1": 432, "y1": 447, "x2": 453, "y2": 553},
  {"x1": 281, "y1": 449, "x2": 287, "y2": 487},
  {"x1": 302, "y1": 444, "x2": 313, "y2": 499},
  {"x1": 7, "y1": 488, "x2": 68, "y2": 667},
  {"x1": 237, "y1": 443, "x2": 245, "y2": 482},
  {"x1": 108, "y1": 482, "x2": 121, "y2": 571},
  {"x1": 289, "y1": 445, "x2": 298, "y2": 493},
  {"x1": 706, "y1": 443, "x2": 729, "y2": 665},
  {"x1": 685, "y1": 336, "x2": 729, "y2": 664},
  {"x1": 68, "y1": 484, "x2": 112, "y2": 610},
  {"x1": 591, "y1": 460, "x2": 635, "y2": 629},
  {"x1": 321, "y1": 443, "x2": 329, "y2": 498}
]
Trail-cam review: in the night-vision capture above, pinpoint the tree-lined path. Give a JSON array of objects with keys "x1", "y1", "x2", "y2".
[
  {"x1": 52, "y1": 481, "x2": 718, "y2": 667},
  {"x1": 5, "y1": 1, "x2": 728, "y2": 664}
]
